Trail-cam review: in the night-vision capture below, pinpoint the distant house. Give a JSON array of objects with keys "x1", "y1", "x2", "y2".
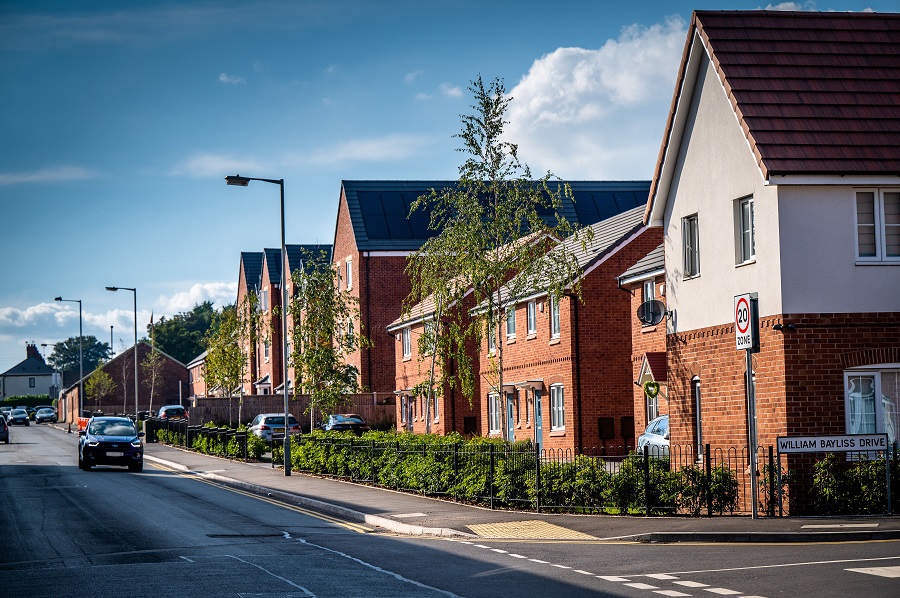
[
  {"x1": 187, "y1": 350, "x2": 208, "y2": 398},
  {"x1": 644, "y1": 10, "x2": 900, "y2": 459},
  {"x1": 236, "y1": 251, "x2": 264, "y2": 396},
  {"x1": 1, "y1": 343, "x2": 57, "y2": 399},
  {"x1": 336, "y1": 180, "x2": 652, "y2": 395}
]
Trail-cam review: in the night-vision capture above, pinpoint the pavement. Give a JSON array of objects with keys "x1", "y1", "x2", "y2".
[{"x1": 112, "y1": 439, "x2": 900, "y2": 544}]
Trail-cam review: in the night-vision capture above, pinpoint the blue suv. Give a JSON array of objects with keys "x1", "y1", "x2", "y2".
[{"x1": 78, "y1": 416, "x2": 144, "y2": 472}]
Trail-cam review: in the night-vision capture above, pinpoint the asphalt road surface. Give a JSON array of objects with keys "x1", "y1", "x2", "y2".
[{"x1": 1, "y1": 424, "x2": 898, "y2": 597}]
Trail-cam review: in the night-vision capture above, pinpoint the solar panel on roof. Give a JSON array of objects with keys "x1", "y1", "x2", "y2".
[
  {"x1": 381, "y1": 192, "x2": 414, "y2": 239},
  {"x1": 358, "y1": 191, "x2": 391, "y2": 239}
]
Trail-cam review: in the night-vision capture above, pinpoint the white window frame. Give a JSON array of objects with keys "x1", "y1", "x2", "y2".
[
  {"x1": 526, "y1": 300, "x2": 537, "y2": 335},
  {"x1": 264, "y1": 340, "x2": 270, "y2": 361},
  {"x1": 642, "y1": 280, "x2": 655, "y2": 304},
  {"x1": 345, "y1": 258, "x2": 353, "y2": 289},
  {"x1": 844, "y1": 366, "x2": 899, "y2": 447},
  {"x1": 855, "y1": 189, "x2": 900, "y2": 263},
  {"x1": 735, "y1": 195, "x2": 755, "y2": 264},
  {"x1": 488, "y1": 392, "x2": 501, "y2": 434},
  {"x1": 401, "y1": 327, "x2": 411, "y2": 359},
  {"x1": 261, "y1": 288, "x2": 269, "y2": 312},
  {"x1": 683, "y1": 213, "x2": 700, "y2": 278},
  {"x1": 487, "y1": 319, "x2": 496, "y2": 353},
  {"x1": 550, "y1": 295, "x2": 560, "y2": 339},
  {"x1": 423, "y1": 319, "x2": 436, "y2": 356},
  {"x1": 550, "y1": 384, "x2": 565, "y2": 430},
  {"x1": 506, "y1": 306, "x2": 516, "y2": 339}
]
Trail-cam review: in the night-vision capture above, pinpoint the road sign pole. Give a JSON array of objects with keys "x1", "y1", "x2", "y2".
[
  {"x1": 746, "y1": 346, "x2": 758, "y2": 520},
  {"x1": 735, "y1": 293, "x2": 760, "y2": 519}
]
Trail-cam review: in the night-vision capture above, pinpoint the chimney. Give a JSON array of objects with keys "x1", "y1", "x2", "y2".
[{"x1": 26, "y1": 343, "x2": 43, "y2": 362}]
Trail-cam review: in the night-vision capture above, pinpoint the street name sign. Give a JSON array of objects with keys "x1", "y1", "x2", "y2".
[{"x1": 777, "y1": 434, "x2": 888, "y2": 454}]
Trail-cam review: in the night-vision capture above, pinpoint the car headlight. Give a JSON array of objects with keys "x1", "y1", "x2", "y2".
[
  {"x1": 130, "y1": 439, "x2": 142, "y2": 447},
  {"x1": 87, "y1": 441, "x2": 99, "y2": 447}
]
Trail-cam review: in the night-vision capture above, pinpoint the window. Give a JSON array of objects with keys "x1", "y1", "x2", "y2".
[
  {"x1": 527, "y1": 300, "x2": 537, "y2": 334},
  {"x1": 550, "y1": 295, "x2": 560, "y2": 338},
  {"x1": 488, "y1": 393, "x2": 502, "y2": 433},
  {"x1": 856, "y1": 190, "x2": 900, "y2": 262},
  {"x1": 550, "y1": 385, "x2": 565, "y2": 430},
  {"x1": 345, "y1": 259, "x2": 353, "y2": 289},
  {"x1": 487, "y1": 320, "x2": 496, "y2": 353},
  {"x1": 683, "y1": 214, "x2": 700, "y2": 277},
  {"x1": 345, "y1": 319, "x2": 354, "y2": 343},
  {"x1": 642, "y1": 280, "x2": 655, "y2": 303},
  {"x1": 400, "y1": 396, "x2": 407, "y2": 424},
  {"x1": 845, "y1": 368, "x2": 899, "y2": 446},
  {"x1": 692, "y1": 376, "x2": 703, "y2": 460},
  {"x1": 402, "y1": 327, "x2": 411, "y2": 358},
  {"x1": 423, "y1": 320, "x2": 436, "y2": 356},
  {"x1": 264, "y1": 340, "x2": 270, "y2": 360},
  {"x1": 29, "y1": 377, "x2": 35, "y2": 388},
  {"x1": 736, "y1": 196, "x2": 755, "y2": 263},
  {"x1": 261, "y1": 288, "x2": 269, "y2": 312},
  {"x1": 506, "y1": 307, "x2": 516, "y2": 338}
]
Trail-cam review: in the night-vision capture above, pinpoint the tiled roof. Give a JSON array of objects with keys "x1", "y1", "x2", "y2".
[
  {"x1": 696, "y1": 10, "x2": 900, "y2": 178},
  {"x1": 618, "y1": 244, "x2": 665, "y2": 284},
  {"x1": 1, "y1": 355, "x2": 54, "y2": 377},
  {"x1": 341, "y1": 180, "x2": 650, "y2": 252},
  {"x1": 644, "y1": 352, "x2": 667, "y2": 383},
  {"x1": 263, "y1": 248, "x2": 281, "y2": 284},
  {"x1": 240, "y1": 252, "x2": 264, "y2": 292},
  {"x1": 285, "y1": 244, "x2": 332, "y2": 276}
]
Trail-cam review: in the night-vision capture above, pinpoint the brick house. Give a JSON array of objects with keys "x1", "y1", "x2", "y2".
[
  {"x1": 1, "y1": 343, "x2": 57, "y2": 399},
  {"x1": 644, "y1": 11, "x2": 900, "y2": 464},
  {"x1": 474, "y1": 206, "x2": 662, "y2": 452},
  {"x1": 59, "y1": 341, "x2": 188, "y2": 422},
  {"x1": 187, "y1": 350, "x2": 208, "y2": 397},
  {"x1": 617, "y1": 244, "x2": 667, "y2": 439},
  {"x1": 253, "y1": 247, "x2": 283, "y2": 395},
  {"x1": 236, "y1": 251, "x2": 264, "y2": 395}
]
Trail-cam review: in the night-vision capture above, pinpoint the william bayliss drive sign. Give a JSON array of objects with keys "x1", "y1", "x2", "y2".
[{"x1": 777, "y1": 434, "x2": 888, "y2": 454}]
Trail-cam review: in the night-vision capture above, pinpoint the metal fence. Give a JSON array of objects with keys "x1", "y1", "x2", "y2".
[{"x1": 145, "y1": 417, "x2": 250, "y2": 461}]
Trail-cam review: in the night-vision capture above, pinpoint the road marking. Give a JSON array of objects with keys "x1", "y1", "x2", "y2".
[
  {"x1": 625, "y1": 582, "x2": 659, "y2": 589},
  {"x1": 647, "y1": 574, "x2": 680, "y2": 580},
  {"x1": 295, "y1": 538, "x2": 462, "y2": 597},
  {"x1": 846, "y1": 565, "x2": 900, "y2": 578},
  {"x1": 179, "y1": 556, "x2": 194, "y2": 563},
  {"x1": 574, "y1": 569, "x2": 594, "y2": 575},
  {"x1": 392, "y1": 512, "x2": 429, "y2": 518},
  {"x1": 529, "y1": 558, "x2": 548, "y2": 564},
  {"x1": 675, "y1": 581, "x2": 708, "y2": 587},
  {"x1": 509, "y1": 554, "x2": 527, "y2": 559},
  {"x1": 802, "y1": 523, "x2": 879, "y2": 529},
  {"x1": 467, "y1": 519, "x2": 597, "y2": 540},
  {"x1": 597, "y1": 576, "x2": 631, "y2": 582},
  {"x1": 664, "y1": 554, "x2": 900, "y2": 576},
  {"x1": 703, "y1": 589, "x2": 742, "y2": 595},
  {"x1": 226, "y1": 555, "x2": 316, "y2": 597}
]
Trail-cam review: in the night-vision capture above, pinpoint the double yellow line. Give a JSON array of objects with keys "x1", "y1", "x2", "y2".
[{"x1": 149, "y1": 461, "x2": 373, "y2": 534}]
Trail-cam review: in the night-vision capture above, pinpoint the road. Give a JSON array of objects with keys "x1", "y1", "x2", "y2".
[{"x1": 1, "y1": 424, "x2": 898, "y2": 597}]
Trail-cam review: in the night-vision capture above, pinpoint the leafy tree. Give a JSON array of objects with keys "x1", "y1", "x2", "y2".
[
  {"x1": 117, "y1": 340, "x2": 132, "y2": 414},
  {"x1": 205, "y1": 294, "x2": 262, "y2": 424},
  {"x1": 288, "y1": 249, "x2": 371, "y2": 421},
  {"x1": 85, "y1": 363, "x2": 116, "y2": 411},
  {"x1": 406, "y1": 75, "x2": 587, "y2": 416},
  {"x1": 47, "y1": 336, "x2": 111, "y2": 374},
  {"x1": 148, "y1": 302, "x2": 216, "y2": 364}
]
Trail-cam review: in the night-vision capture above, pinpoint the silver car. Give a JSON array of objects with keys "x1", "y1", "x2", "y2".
[
  {"x1": 248, "y1": 413, "x2": 301, "y2": 442},
  {"x1": 637, "y1": 414, "x2": 669, "y2": 457}
]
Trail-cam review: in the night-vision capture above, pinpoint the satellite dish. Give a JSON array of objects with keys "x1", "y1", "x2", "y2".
[{"x1": 637, "y1": 299, "x2": 667, "y2": 326}]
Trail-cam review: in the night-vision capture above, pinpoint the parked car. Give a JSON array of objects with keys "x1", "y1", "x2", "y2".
[
  {"x1": 0, "y1": 415, "x2": 9, "y2": 443},
  {"x1": 322, "y1": 413, "x2": 370, "y2": 435},
  {"x1": 0, "y1": 406, "x2": 13, "y2": 419},
  {"x1": 248, "y1": 413, "x2": 301, "y2": 442},
  {"x1": 78, "y1": 416, "x2": 144, "y2": 472},
  {"x1": 34, "y1": 408, "x2": 58, "y2": 424},
  {"x1": 31, "y1": 405, "x2": 54, "y2": 420},
  {"x1": 7, "y1": 408, "x2": 30, "y2": 426},
  {"x1": 157, "y1": 405, "x2": 188, "y2": 420},
  {"x1": 637, "y1": 414, "x2": 669, "y2": 457}
]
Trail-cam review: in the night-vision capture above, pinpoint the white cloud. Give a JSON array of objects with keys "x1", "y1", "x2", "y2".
[
  {"x1": 171, "y1": 153, "x2": 263, "y2": 178},
  {"x1": 439, "y1": 83, "x2": 463, "y2": 98},
  {"x1": 286, "y1": 134, "x2": 435, "y2": 167},
  {"x1": 153, "y1": 282, "x2": 237, "y2": 314},
  {"x1": 218, "y1": 72, "x2": 245, "y2": 85},
  {"x1": 405, "y1": 70, "x2": 423, "y2": 83},
  {"x1": 414, "y1": 92, "x2": 433, "y2": 101},
  {"x1": 505, "y1": 16, "x2": 687, "y2": 179},
  {"x1": 0, "y1": 165, "x2": 95, "y2": 186}
]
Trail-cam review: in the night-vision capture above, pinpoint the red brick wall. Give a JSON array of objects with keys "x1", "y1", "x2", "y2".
[
  {"x1": 236, "y1": 259, "x2": 258, "y2": 395},
  {"x1": 666, "y1": 311, "x2": 900, "y2": 452},
  {"x1": 256, "y1": 254, "x2": 282, "y2": 393},
  {"x1": 188, "y1": 361, "x2": 207, "y2": 397}
]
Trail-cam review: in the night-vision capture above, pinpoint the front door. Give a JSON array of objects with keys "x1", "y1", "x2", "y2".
[
  {"x1": 506, "y1": 392, "x2": 515, "y2": 442},
  {"x1": 534, "y1": 390, "x2": 543, "y2": 450}
]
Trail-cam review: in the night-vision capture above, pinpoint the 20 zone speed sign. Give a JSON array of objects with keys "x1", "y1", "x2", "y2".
[{"x1": 734, "y1": 293, "x2": 756, "y2": 350}]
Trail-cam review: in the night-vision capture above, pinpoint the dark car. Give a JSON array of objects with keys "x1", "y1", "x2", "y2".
[
  {"x1": 322, "y1": 413, "x2": 370, "y2": 435},
  {"x1": 78, "y1": 416, "x2": 144, "y2": 472},
  {"x1": 0, "y1": 415, "x2": 9, "y2": 443},
  {"x1": 157, "y1": 405, "x2": 188, "y2": 420},
  {"x1": 7, "y1": 408, "x2": 30, "y2": 426},
  {"x1": 35, "y1": 408, "x2": 57, "y2": 424}
]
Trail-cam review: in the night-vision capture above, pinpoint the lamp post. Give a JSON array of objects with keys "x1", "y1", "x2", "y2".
[
  {"x1": 106, "y1": 286, "x2": 138, "y2": 418},
  {"x1": 55, "y1": 297, "x2": 83, "y2": 418},
  {"x1": 226, "y1": 174, "x2": 292, "y2": 476}
]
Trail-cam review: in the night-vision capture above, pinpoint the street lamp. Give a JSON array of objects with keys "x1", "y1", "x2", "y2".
[
  {"x1": 226, "y1": 174, "x2": 292, "y2": 476},
  {"x1": 106, "y1": 286, "x2": 138, "y2": 419},
  {"x1": 55, "y1": 296, "x2": 83, "y2": 418}
]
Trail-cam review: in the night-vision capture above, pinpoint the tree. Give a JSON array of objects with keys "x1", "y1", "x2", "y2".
[
  {"x1": 117, "y1": 340, "x2": 132, "y2": 414},
  {"x1": 148, "y1": 302, "x2": 216, "y2": 364},
  {"x1": 141, "y1": 347, "x2": 166, "y2": 416},
  {"x1": 205, "y1": 295, "x2": 262, "y2": 425},
  {"x1": 47, "y1": 336, "x2": 111, "y2": 374},
  {"x1": 288, "y1": 249, "x2": 371, "y2": 422},
  {"x1": 405, "y1": 75, "x2": 588, "y2": 422},
  {"x1": 85, "y1": 363, "x2": 116, "y2": 411}
]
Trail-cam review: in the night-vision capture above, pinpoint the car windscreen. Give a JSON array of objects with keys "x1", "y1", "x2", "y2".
[
  {"x1": 334, "y1": 415, "x2": 364, "y2": 424},
  {"x1": 263, "y1": 416, "x2": 298, "y2": 426},
  {"x1": 11, "y1": 410, "x2": 26, "y2": 416},
  {"x1": 89, "y1": 421, "x2": 136, "y2": 436}
]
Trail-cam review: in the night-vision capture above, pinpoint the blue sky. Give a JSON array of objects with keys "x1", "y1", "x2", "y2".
[{"x1": 0, "y1": 0, "x2": 893, "y2": 369}]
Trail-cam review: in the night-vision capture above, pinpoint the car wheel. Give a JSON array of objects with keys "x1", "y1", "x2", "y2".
[
  {"x1": 129, "y1": 461, "x2": 143, "y2": 473},
  {"x1": 82, "y1": 460, "x2": 92, "y2": 471}
]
